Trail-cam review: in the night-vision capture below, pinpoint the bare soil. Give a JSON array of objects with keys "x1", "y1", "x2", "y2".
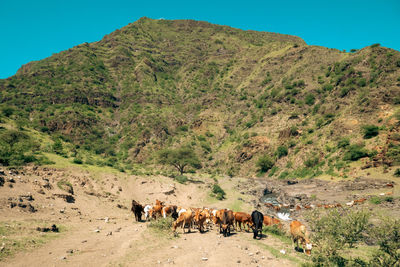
[{"x1": 0, "y1": 165, "x2": 399, "y2": 266}]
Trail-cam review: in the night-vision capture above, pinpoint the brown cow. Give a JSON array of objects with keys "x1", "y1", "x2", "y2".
[
  {"x1": 162, "y1": 205, "x2": 178, "y2": 219},
  {"x1": 150, "y1": 199, "x2": 164, "y2": 219},
  {"x1": 172, "y1": 210, "x2": 194, "y2": 234},
  {"x1": 353, "y1": 198, "x2": 367, "y2": 205},
  {"x1": 233, "y1": 212, "x2": 253, "y2": 232},
  {"x1": 194, "y1": 209, "x2": 209, "y2": 233},
  {"x1": 290, "y1": 221, "x2": 312, "y2": 256},
  {"x1": 263, "y1": 215, "x2": 283, "y2": 229},
  {"x1": 220, "y1": 209, "x2": 234, "y2": 237}
]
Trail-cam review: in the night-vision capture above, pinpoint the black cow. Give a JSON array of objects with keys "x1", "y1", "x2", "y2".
[
  {"x1": 251, "y1": 210, "x2": 263, "y2": 239},
  {"x1": 131, "y1": 200, "x2": 144, "y2": 222}
]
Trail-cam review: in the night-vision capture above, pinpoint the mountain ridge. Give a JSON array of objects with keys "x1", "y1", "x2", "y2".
[{"x1": 0, "y1": 17, "x2": 399, "y2": 178}]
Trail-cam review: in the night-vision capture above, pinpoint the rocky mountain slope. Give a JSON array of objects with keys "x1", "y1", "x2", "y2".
[{"x1": 0, "y1": 17, "x2": 400, "y2": 178}]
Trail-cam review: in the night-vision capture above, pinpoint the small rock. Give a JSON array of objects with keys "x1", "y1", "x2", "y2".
[
  {"x1": 256, "y1": 251, "x2": 260, "y2": 255},
  {"x1": 261, "y1": 256, "x2": 265, "y2": 259},
  {"x1": 82, "y1": 240, "x2": 87, "y2": 243},
  {"x1": 157, "y1": 260, "x2": 161, "y2": 264},
  {"x1": 171, "y1": 245, "x2": 178, "y2": 249},
  {"x1": 249, "y1": 252, "x2": 254, "y2": 256},
  {"x1": 280, "y1": 249, "x2": 286, "y2": 254},
  {"x1": 237, "y1": 260, "x2": 241, "y2": 263},
  {"x1": 59, "y1": 209, "x2": 65, "y2": 214},
  {"x1": 60, "y1": 256, "x2": 67, "y2": 260},
  {"x1": 244, "y1": 247, "x2": 248, "y2": 250},
  {"x1": 104, "y1": 217, "x2": 109, "y2": 223},
  {"x1": 201, "y1": 257, "x2": 208, "y2": 261},
  {"x1": 115, "y1": 227, "x2": 122, "y2": 232},
  {"x1": 106, "y1": 232, "x2": 112, "y2": 236},
  {"x1": 66, "y1": 249, "x2": 73, "y2": 254},
  {"x1": 94, "y1": 229, "x2": 100, "y2": 233}
]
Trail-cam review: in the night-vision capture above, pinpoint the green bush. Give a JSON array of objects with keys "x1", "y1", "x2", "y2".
[
  {"x1": 387, "y1": 144, "x2": 400, "y2": 165},
  {"x1": 337, "y1": 138, "x2": 350, "y2": 148},
  {"x1": 175, "y1": 175, "x2": 188, "y2": 184},
  {"x1": 369, "y1": 217, "x2": 400, "y2": 266},
  {"x1": 394, "y1": 168, "x2": 400, "y2": 177},
  {"x1": 276, "y1": 146, "x2": 288, "y2": 158},
  {"x1": 322, "y1": 83, "x2": 333, "y2": 92},
  {"x1": 304, "y1": 156, "x2": 319, "y2": 167},
  {"x1": 361, "y1": 125, "x2": 379, "y2": 139},
  {"x1": 369, "y1": 196, "x2": 382, "y2": 205},
  {"x1": 339, "y1": 87, "x2": 352, "y2": 97},
  {"x1": 73, "y1": 157, "x2": 83, "y2": 164},
  {"x1": 0, "y1": 129, "x2": 41, "y2": 166},
  {"x1": 305, "y1": 93, "x2": 316, "y2": 105},
  {"x1": 306, "y1": 209, "x2": 370, "y2": 266},
  {"x1": 148, "y1": 217, "x2": 175, "y2": 232},
  {"x1": 52, "y1": 139, "x2": 64, "y2": 155},
  {"x1": 257, "y1": 155, "x2": 275, "y2": 173},
  {"x1": 211, "y1": 184, "x2": 226, "y2": 200},
  {"x1": 1, "y1": 107, "x2": 14, "y2": 117},
  {"x1": 343, "y1": 144, "x2": 369, "y2": 161}
]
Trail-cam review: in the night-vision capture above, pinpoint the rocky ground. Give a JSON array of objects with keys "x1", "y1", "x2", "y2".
[{"x1": 0, "y1": 164, "x2": 399, "y2": 266}]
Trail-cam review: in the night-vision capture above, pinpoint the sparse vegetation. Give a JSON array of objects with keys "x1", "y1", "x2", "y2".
[
  {"x1": 362, "y1": 125, "x2": 379, "y2": 139},
  {"x1": 211, "y1": 183, "x2": 226, "y2": 200},
  {"x1": 257, "y1": 155, "x2": 275, "y2": 173},
  {"x1": 158, "y1": 147, "x2": 201, "y2": 175}
]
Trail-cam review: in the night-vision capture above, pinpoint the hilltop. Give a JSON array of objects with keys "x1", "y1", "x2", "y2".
[{"x1": 0, "y1": 17, "x2": 400, "y2": 179}]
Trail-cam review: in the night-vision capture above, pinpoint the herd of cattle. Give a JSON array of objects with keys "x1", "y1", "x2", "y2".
[{"x1": 131, "y1": 199, "x2": 312, "y2": 256}]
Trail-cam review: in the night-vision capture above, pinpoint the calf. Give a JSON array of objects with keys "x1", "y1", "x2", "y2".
[
  {"x1": 251, "y1": 210, "x2": 263, "y2": 239},
  {"x1": 263, "y1": 215, "x2": 283, "y2": 229},
  {"x1": 172, "y1": 210, "x2": 193, "y2": 234},
  {"x1": 131, "y1": 200, "x2": 144, "y2": 222},
  {"x1": 290, "y1": 221, "x2": 312, "y2": 256}
]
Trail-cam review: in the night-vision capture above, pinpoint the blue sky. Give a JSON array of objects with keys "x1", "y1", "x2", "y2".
[{"x1": 1, "y1": 0, "x2": 399, "y2": 79}]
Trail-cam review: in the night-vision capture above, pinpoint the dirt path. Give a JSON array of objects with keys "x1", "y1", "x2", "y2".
[
  {"x1": 3, "y1": 221, "x2": 299, "y2": 267},
  {"x1": 0, "y1": 166, "x2": 305, "y2": 267}
]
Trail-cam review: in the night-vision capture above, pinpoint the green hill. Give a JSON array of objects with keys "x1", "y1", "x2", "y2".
[{"x1": 1, "y1": 17, "x2": 400, "y2": 178}]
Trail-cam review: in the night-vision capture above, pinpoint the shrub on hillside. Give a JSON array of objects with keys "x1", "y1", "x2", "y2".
[
  {"x1": 362, "y1": 125, "x2": 379, "y2": 139},
  {"x1": 343, "y1": 144, "x2": 369, "y2": 161},
  {"x1": 337, "y1": 138, "x2": 350, "y2": 148},
  {"x1": 394, "y1": 168, "x2": 400, "y2": 177},
  {"x1": 211, "y1": 184, "x2": 226, "y2": 200},
  {"x1": 0, "y1": 129, "x2": 41, "y2": 166},
  {"x1": 257, "y1": 155, "x2": 275, "y2": 173},
  {"x1": 276, "y1": 146, "x2": 288, "y2": 158},
  {"x1": 305, "y1": 93, "x2": 316, "y2": 106},
  {"x1": 175, "y1": 175, "x2": 188, "y2": 184}
]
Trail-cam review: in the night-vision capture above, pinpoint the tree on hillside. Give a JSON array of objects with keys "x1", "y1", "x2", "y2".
[{"x1": 158, "y1": 147, "x2": 201, "y2": 175}]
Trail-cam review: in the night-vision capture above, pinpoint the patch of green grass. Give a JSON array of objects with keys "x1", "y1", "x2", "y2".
[
  {"x1": 228, "y1": 199, "x2": 243, "y2": 212},
  {"x1": 0, "y1": 220, "x2": 65, "y2": 261},
  {"x1": 249, "y1": 236, "x2": 306, "y2": 265},
  {"x1": 148, "y1": 217, "x2": 177, "y2": 239}
]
